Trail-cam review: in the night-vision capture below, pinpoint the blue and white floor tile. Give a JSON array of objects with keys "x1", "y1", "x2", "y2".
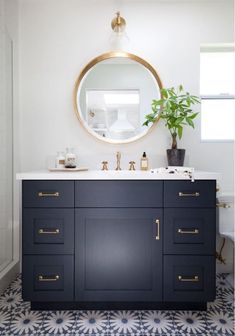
[
  {"x1": 173, "y1": 311, "x2": 207, "y2": 335},
  {"x1": 0, "y1": 273, "x2": 234, "y2": 335}
]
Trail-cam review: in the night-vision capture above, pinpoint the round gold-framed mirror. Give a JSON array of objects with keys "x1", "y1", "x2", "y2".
[{"x1": 74, "y1": 52, "x2": 163, "y2": 144}]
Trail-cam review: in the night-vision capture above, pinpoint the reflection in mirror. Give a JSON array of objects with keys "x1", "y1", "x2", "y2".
[
  {"x1": 74, "y1": 53, "x2": 162, "y2": 143},
  {"x1": 86, "y1": 89, "x2": 140, "y2": 139}
]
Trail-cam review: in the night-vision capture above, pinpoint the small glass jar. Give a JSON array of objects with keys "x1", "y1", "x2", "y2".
[
  {"x1": 65, "y1": 148, "x2": 77, "y2": 168},
  {"x1": 55, "y1": 151, "x2": 65, "y2": 169}
]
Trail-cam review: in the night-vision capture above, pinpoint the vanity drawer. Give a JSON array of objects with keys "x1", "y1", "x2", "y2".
[
  {"x1": 164, "y1": 255, "x2": 215, "y2": 302},
  {"x1": 23, "y1": 209, "x2": 74, "y2": 254},
  {"x1": 164, "y1": 180, "x2": 216, "y2": 208},
  {"x1": 23, "y1": 181, "x2": 74, "y2": 208},
  {"x1": 75, "y1": 180, "x2": 163, "y2": 207},
  {"x1": 22, "y1": 255, "x2": 74, "y2": 302},
  {"x1": 164, "y1": 208, "x2": 216, "y2": 255}
]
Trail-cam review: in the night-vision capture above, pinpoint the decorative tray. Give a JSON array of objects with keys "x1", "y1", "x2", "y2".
[{"x1": 48, "y1": 167, "x2": 88, "y2": 172}]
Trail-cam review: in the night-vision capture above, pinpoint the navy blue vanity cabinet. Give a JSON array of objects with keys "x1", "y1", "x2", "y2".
[
  {"x1": 163, "y1": 180, "x2": 216, "y2": 303},
  {"x1": 21, "y1": 179, "x2": 216, "y2": 309},
  {"x1": 22, "y1": 180, "x2": 75, "y2": 302}
]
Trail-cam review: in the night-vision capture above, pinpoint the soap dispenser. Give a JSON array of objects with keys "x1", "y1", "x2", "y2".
[{"x1": 140, "y1": 152, "x2": 149, "y2": 171}]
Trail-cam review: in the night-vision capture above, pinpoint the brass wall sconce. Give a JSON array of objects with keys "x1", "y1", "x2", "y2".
[
  {"x1": 111, "y1": 12, "x2": 126, "y2": 33},
  {"x1": 110, "y1": 12, "x2": 129, "y2": 50}
]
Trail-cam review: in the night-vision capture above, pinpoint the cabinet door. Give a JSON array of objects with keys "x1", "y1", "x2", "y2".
[{"x1": 75, "y1": 208, "x2": 162, "y2": 302}]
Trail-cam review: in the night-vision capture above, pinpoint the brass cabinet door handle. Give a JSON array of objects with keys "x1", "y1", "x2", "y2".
[
  {"x1": 38, "y1": 192, "x2": 60, "y2": 197},
  {"x1": 38, "y1": 229, "x2": 60, "y2": 234},
  {"x1": 38, "y1": 275, "x2": 60, "y2": 282},
  {"x1": 178, "y1": 228, "x2": 199, "y2": 234},
  {"x1": 178, "y1": 275, "x2": 199, "y2": 282},
  {"x1": 178, "y1": 192, "x2": 200, "y2": 197},
  {"x1": 155, "y1": 219, "x2": 160, "y2": 240}
]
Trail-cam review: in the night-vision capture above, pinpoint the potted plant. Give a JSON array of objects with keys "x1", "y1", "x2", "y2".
[{"x1": 143, "y1": 85, "x2": 200, "y2": 166}]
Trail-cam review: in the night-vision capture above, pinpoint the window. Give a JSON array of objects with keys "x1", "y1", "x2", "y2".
[{"x1": 200, "y1": 44, "x2": 235, "y2": 141}]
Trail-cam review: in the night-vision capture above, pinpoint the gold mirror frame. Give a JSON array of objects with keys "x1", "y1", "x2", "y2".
[{"x1": 73, "y1": 51, "x2": 163, "y2": 144}]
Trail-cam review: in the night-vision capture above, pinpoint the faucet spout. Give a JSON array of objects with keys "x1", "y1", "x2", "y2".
[{"x1": 115, "y1": 152, "x2": 122, "y2": 170}]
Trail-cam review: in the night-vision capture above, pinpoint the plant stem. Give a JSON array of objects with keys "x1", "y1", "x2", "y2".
[{"x1": 172, "y1": 133, "x2": 177, "y2": 149}]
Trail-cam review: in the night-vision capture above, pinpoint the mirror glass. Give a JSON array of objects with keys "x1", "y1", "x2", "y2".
[{"x1": 74, "y1": 53, "x2": 162, "y2": 143}]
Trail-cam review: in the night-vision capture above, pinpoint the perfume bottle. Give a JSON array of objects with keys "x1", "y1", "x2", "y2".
[
  {"x1": 65, "y1": 148, "x2": 77, "y2": 168},
  {"x1": 140, "y1": 152, "x2": 149, "y2": 171}
]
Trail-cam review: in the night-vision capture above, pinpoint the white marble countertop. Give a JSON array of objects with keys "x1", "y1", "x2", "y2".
[{"x1": 16, "y1": 170, "x2": 220, "y2": 180}]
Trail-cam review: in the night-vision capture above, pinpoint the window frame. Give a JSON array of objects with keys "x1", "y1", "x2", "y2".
[{"x1": 200, "y1": 44, "x2": 235, "y2": 143}]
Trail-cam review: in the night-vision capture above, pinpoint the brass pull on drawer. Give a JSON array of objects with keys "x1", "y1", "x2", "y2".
[
  {"x1": 178, "y1": 228, "x2": 199, "y2": 234},
  {"x1": 38, "y1": 229, "x2": 60, "y2": 234},
  {"x1": 38, "y1": 275, "x2": 60, "y2": 282},
  {"x1": 38, "y1": 192, "x2": 60, "y2": 197},
  {"x1": 155, "y1": 219, "x2": 160, "y2": 240},
  {"x1": 178, "y1": 275, "x2": 199, "y2": 282},
  {"x1": 179, "y1": 192, "x2": 200, "y2": 197}
]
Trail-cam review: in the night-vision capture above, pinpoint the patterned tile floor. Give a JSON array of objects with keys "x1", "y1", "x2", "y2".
[{"x1": 0, "y1": 274, "x2": 234, "y2": 335}]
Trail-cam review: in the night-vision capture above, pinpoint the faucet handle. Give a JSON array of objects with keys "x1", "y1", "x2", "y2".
[
  {"x1": 101, "y1": 161, "x2": 108, "y2": 170},
  {"x1": 129, "y1": 161, "x2": 136, "y2": 171}
]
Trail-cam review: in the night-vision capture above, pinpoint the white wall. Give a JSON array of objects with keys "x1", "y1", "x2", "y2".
[{"x1": 19, "y1": 0, "x2": 234, "y2": 270}]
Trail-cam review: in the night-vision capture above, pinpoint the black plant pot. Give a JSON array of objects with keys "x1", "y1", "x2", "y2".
[{"x1": 167, "y1": 149, "x2": 185, "y2": 166}]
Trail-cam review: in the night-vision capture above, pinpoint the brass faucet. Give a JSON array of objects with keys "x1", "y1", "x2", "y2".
[{"x1": 115, "y1": 152, "x2": 121, "y2": 170}]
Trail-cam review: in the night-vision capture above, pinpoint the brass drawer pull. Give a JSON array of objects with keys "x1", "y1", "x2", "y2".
[
  {"x1": 38, "y1": 229, "x2": 60, "y2": 234},
  {"x1": 155, "y1": 219, "x2": 160, "y2": 240},
  {"x1": 178, "y1": 275, "x2": 199, "y2": 282},
  {"x1": 179, "y1": 192, "x2": 200, "y2": 197},
  {"x1": 38, "y1": 192, "x2": 60, "y2": 197},
  {"x1": 38, "y1": 275, "x2": 60, "y2": 282},
  {"x1": 178, "y1": 228, "x2": 199, "y2": 234}
]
